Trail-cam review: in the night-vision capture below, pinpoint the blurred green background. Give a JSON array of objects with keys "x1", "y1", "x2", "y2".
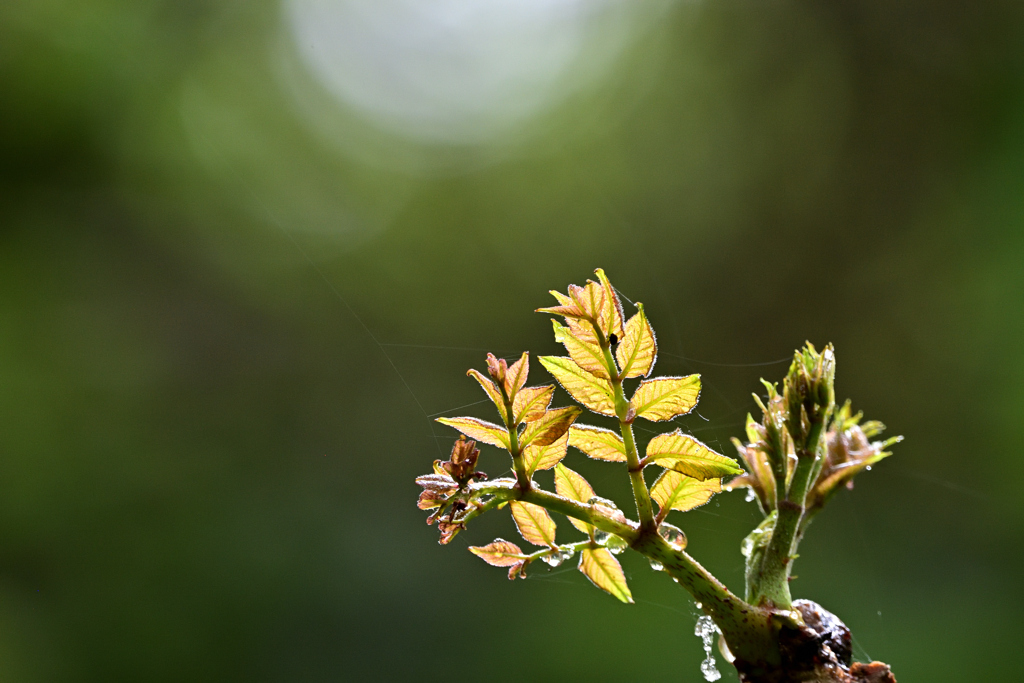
[{"x1": 2, "y1": 0, "x2": 1023, "y2": 680}]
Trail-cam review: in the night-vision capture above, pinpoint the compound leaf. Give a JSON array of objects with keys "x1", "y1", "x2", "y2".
[
  {"x1": 436, "y1": 417, "x2": 510, "y2": 450},
  {"x1": 568, "y1": 424, "x2": 626, "y2": 462},
  {"x1": 579, "y1": 547, "x2": 633, "y2": 604},
  {"x1": 511, "y1": 501, "x2": 557, "y2": 547},
  {"x1": 630, "y1": 375, "x2": 701, "y2": 422},
  {"x1": 646, "y1": 430, "x2": 744, "y2": 480},
  {"x1": 539, "y1": 356, "x2": 616, "y2": 417}
]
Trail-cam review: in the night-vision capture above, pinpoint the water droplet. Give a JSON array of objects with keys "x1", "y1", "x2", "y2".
[
  {"x1": 658, "y1": 523, "x2": 687, "y2": 550},
  {"x1": 745, "y1": 489, "x2": 756, "y2": 503},
  {"x1": 648, "y1": 559, "x2": 664, "y2": 571},
  {"x1": 865, "y1": 466, "x2": 872, "y2": 471},
  {"x1": 695, "y1": 602, "x2": 702, "y2": 609},
  {"x1": 694, "y1": 616, "x2": 721, "y2": 681},
  {"x1": 541, "y1": 546, "x2": 575, "y2": 567}
]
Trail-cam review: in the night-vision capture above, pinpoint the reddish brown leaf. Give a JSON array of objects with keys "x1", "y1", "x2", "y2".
[
  {"x1": 469, "y1": 539, "x2": 526, "y2": 567},
  {"x1": 520, "y1": 406, "x2": 582, "y2": 449}
]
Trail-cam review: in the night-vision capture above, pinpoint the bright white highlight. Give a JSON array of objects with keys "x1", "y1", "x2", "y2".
[{"x1": 285, "y1": 0, "x2": 641, "y2": 145}]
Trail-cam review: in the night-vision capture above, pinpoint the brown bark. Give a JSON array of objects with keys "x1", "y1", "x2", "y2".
[{"x1": 732, "y1": 600, "x2": 896, "y2": 683}]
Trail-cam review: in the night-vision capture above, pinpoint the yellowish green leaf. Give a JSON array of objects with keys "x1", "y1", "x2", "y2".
[
  {"x1": 646, "y1": 430, "x2": 744, "y2": 480},
  {"x1": 435, "y1": 417, "x2": 510, "y2": 449},
  {"x1": 504, "y1": 352, "x2": 529, "y2": 398},
  {"x1": 578, "y1": 547, "x2": 633, "y2": 603},
  {"x1": 650, "y1": 470, "x2": 721, "y2": 513},
  {"x1": 538, "y1": 356, "x2": 616, "y2": 416},
  {"x1": 469, "y1": 539, "x2": 525, "y2": 567},
  {"x1": 616, "y1": 303, "x2": 657, "y2": 379},
  {"x1": 520, "y1": 406, "x2": 582, "y2": 449},
  {"x1": 552, "y1": 320, "x2": 611, "y2": 379},
  {"x1": 594, "y1": 268, "x2": 625, "y2": 339},
  {"x1": 554, "y1": 463, "x2": 596, "y2": 533},
  {"x1": 523, "y1": 431, "x2": 569, "y2": 475},
  {"x1": 568, "y1": 424, "x2": 626, "y2": 462},
  {"x1": 630, "y1": 375, "x2": 701, "y2": 421},
  {"x1": 467, "y1": 368, "x2": 508, "y2": 423},
  {"x1": 510, "y1": 501, "x2": 557, "y2": 547},
  {"x1": 512, "y1": 384, "x2": 554, "y2": 424}
]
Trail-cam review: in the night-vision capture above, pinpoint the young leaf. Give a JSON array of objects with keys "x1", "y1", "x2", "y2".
[
  {"x1": 436, "y1": 417, "x2": 510, "y2": 449},
  {"x1": 467, "y1": 368, "x2": 508, "y2": 423},
  {"x1": 512, "y1": 384, "x2": 554, "y2": 424},
  {"x1": 568, "y1": 424, "x2": 627, "y2": 462},
  {"x1": 537, "y1": 289, "x2": 587, "y2": 319},
  {"x1": 646, "y1": 430, "x2": 744, "y2": 480},
  {"x1": 630, "y1": 375, "x2": 701, "y2": 422},
  {"x1": 520, "y1": 406, "x2": 582, "y2": 449},
  {"x1": 579, "y1": 547, "x2": 633, "y2": 604},
  {"x1": 552, "y1": 320, "x2": 611, "y2": 379},
  {"x1": 594, "y1": 268, "x2": 625, "y2": 340},
  {"x1": 523, "y1": 431, "x2": 569, "y2": 475},
  {"x1": 510, "y1": 501, "x2": 557, "y2": 547},
  {"x1": 616, "y1": 303, "x2": 657, "y2": 379},
  {"x1": 469, "y1": 539, "x2": 526, "y2": 567},
  {"x1": 554, "y1": 463, "x2": 596, "y2": 533},
  {"x1": 651, "y1": 470, "x2": 722, "y2": 513},
  {"x1": 538, "y1": 356, "x2": 616, "y2": 416},
  {"x1": 504, "y1": 352, "x2": 529, "y2": 399}
]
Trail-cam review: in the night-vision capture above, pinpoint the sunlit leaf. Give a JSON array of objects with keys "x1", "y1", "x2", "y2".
[
  {"x1": 727, "y1": 438, "x2": 777, "y2": 511},
  {"x1": 538, "y1": 356, "x2": 616, "y2": 416},
  {"x1": 554, "y1": 463, "x2": 596, "y2": 533},
  {"x1": 568, "y1": 424, "x2": 626, "y2": 462},
  {"x1": 812, "y1": 452, "x2": 890, "y2": 508},
  {"x1": 578, "y1": 547, "x2": 633, "y2": 603},
  {"x1": 414, "y1": 473, "x2": 458, "y2": 495},
  {"x1": 630, "y1": 375, "x2": 701, "y2": 421},
  {"x1": 436, "y1": 416, "x2": 510, "y2": 449},
  {"x1": 651, "y1": 469, "x2": 721, "y2": 513},
  {"x1": 520, "y1": 406, "x2": 582, "y2": 449},
  {"x1": 512, "y1": 384, "x2": 554, "y2": 424},
  {"x1": 510, "y1": 501, "x2": 557, "y2": 547},
  {"x1": 523, "y1": 431, "x2": 569, "y2": 475},
  {"x1": 594, "y1": 268, "x2": 625, "y2": 339},
  {"x1": 537, "y1": 289, "x2": 586, "y2": 319},
  {"x1": 469, "y1": 539, "x2": 526, "y2": 567},
  {"x1": 646, "y1": 430, "x2": 744, "y2": 480},
  {"x1": 616, "y1": 303, "x2": 657, "y2": 379},
  {"x1": 417, "y1": 489, "x2": 448, "y2": 510},
  {"x1": 504, "y1": 352, "x2": 529, "y2": 399},
  {"x1": 552, "y1": 320, "x2": 611, "y2": 379},
  {"x1": 467, "y1": 368, "x2": 508, "y2": 423}
]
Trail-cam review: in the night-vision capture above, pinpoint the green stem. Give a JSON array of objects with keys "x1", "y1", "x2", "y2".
[
  {"x1": 755, "y1": 416, "x2": 827, "y2": 608},
  {"x1": 499, "y1": 385, "x2": 530, "y2": 491},
  {"x1": 596, "y1": 335, "x2": 657, "y2": 533}
]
